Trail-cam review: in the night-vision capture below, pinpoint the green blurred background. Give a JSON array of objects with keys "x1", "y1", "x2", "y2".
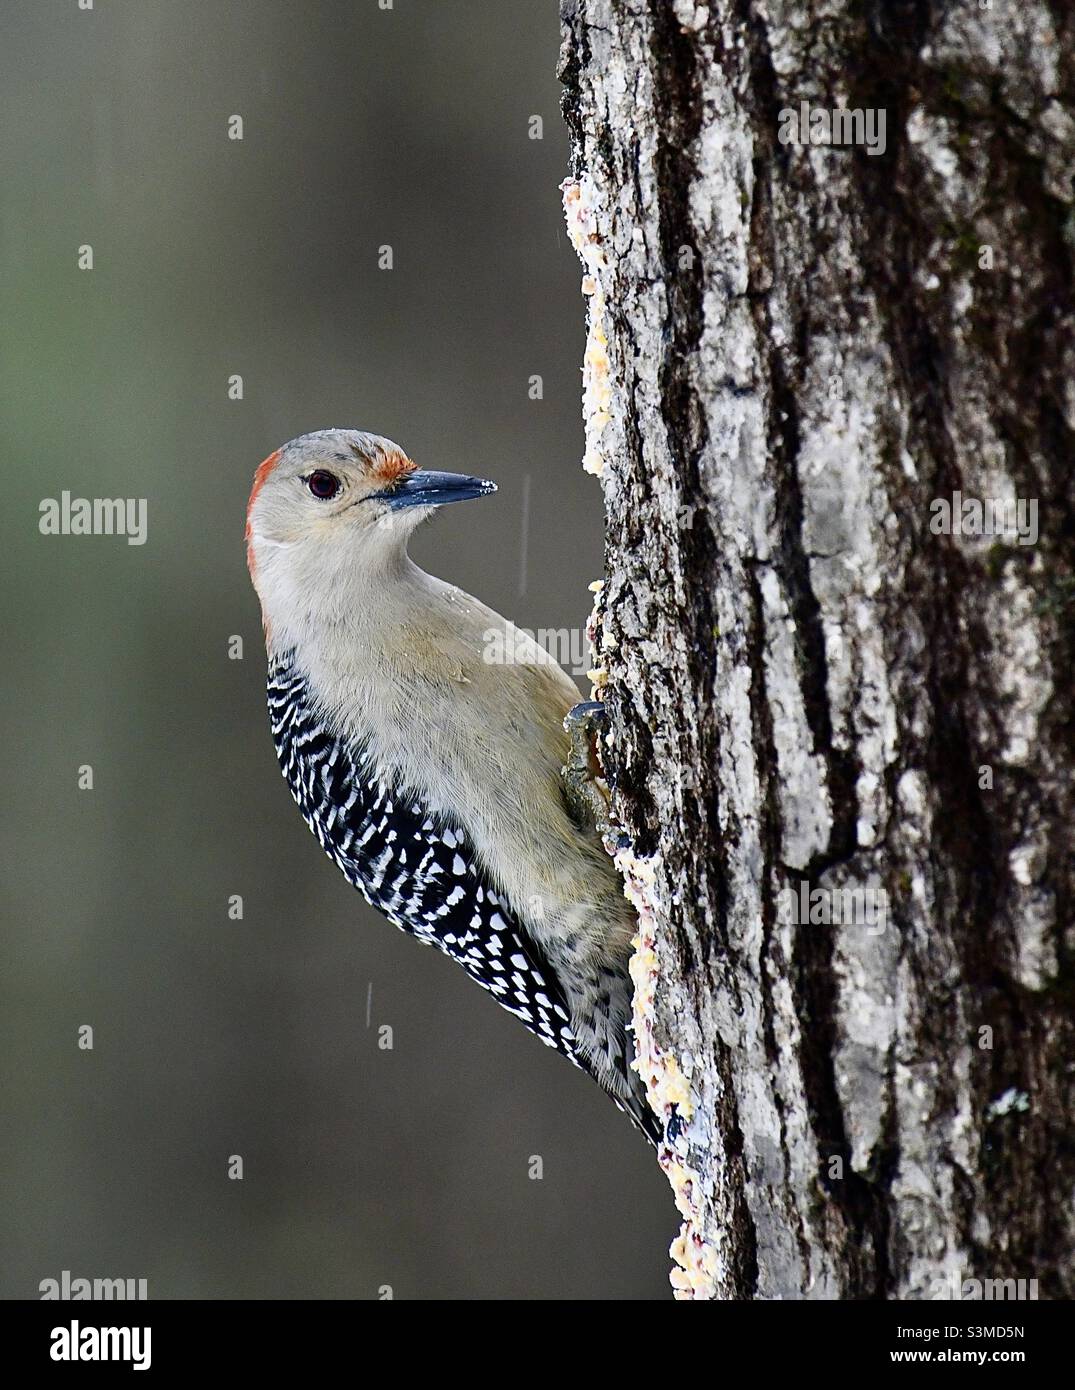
[{"x1": 0, "y1": 0, "x2": 674, "y2": 1298}]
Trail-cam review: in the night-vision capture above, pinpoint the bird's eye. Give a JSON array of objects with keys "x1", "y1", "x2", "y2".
[{"x1": 306, "y1": 470, "x2": 341, "y2": 500}]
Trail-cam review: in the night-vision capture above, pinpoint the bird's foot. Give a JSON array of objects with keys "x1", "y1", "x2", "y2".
[{"x1": 562, "y1": 700, "x2": 613, "y2": 839}]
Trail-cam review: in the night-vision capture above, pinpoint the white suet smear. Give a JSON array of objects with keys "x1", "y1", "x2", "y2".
[
  {"x1": 565, "y1": 175, "x2": 720, "y2": 1300},
  {"x1": 618, "y1": 844, "x2": 718, "y2": 1300},
  {"x1": 562, "y1": 179, "x2": 612, "y2": 477}
]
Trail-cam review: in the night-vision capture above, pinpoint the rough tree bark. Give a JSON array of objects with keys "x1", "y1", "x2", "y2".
[{"x1": 559, "y1": 0, "x2": 1075, "y2": 1300}]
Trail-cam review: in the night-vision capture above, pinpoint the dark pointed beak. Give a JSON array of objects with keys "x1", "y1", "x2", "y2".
[{"x1": 371, "y1": 470, "x2": 497, "y2": 509}]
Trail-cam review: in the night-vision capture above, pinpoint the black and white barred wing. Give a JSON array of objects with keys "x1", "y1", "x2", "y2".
[{"x1": 267, "y1": 658, "x2": 582, "y2": 1066}]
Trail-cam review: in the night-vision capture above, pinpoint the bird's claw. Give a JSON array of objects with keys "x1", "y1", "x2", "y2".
[{"x1": 562, "y1": 700, "x2": 613, "y2": 838}]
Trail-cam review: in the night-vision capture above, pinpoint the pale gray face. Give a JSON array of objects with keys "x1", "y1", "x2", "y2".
[{"x1": 247, "y1": 428, "x2": 496, "y2": 555}]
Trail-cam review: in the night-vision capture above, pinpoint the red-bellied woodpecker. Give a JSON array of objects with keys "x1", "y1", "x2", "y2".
[{"x1": 246, "y1": 429, "x2": 659, "y2": 1144}]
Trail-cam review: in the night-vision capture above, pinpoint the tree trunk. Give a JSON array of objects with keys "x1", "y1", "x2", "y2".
[{"x1": 559, "y1": 0, "x2": 1075, "y2": 1300}]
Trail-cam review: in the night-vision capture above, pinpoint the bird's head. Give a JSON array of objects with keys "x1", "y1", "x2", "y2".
[{"x1": 246, "y1": 428, "x2": 496, "y2": 640}]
